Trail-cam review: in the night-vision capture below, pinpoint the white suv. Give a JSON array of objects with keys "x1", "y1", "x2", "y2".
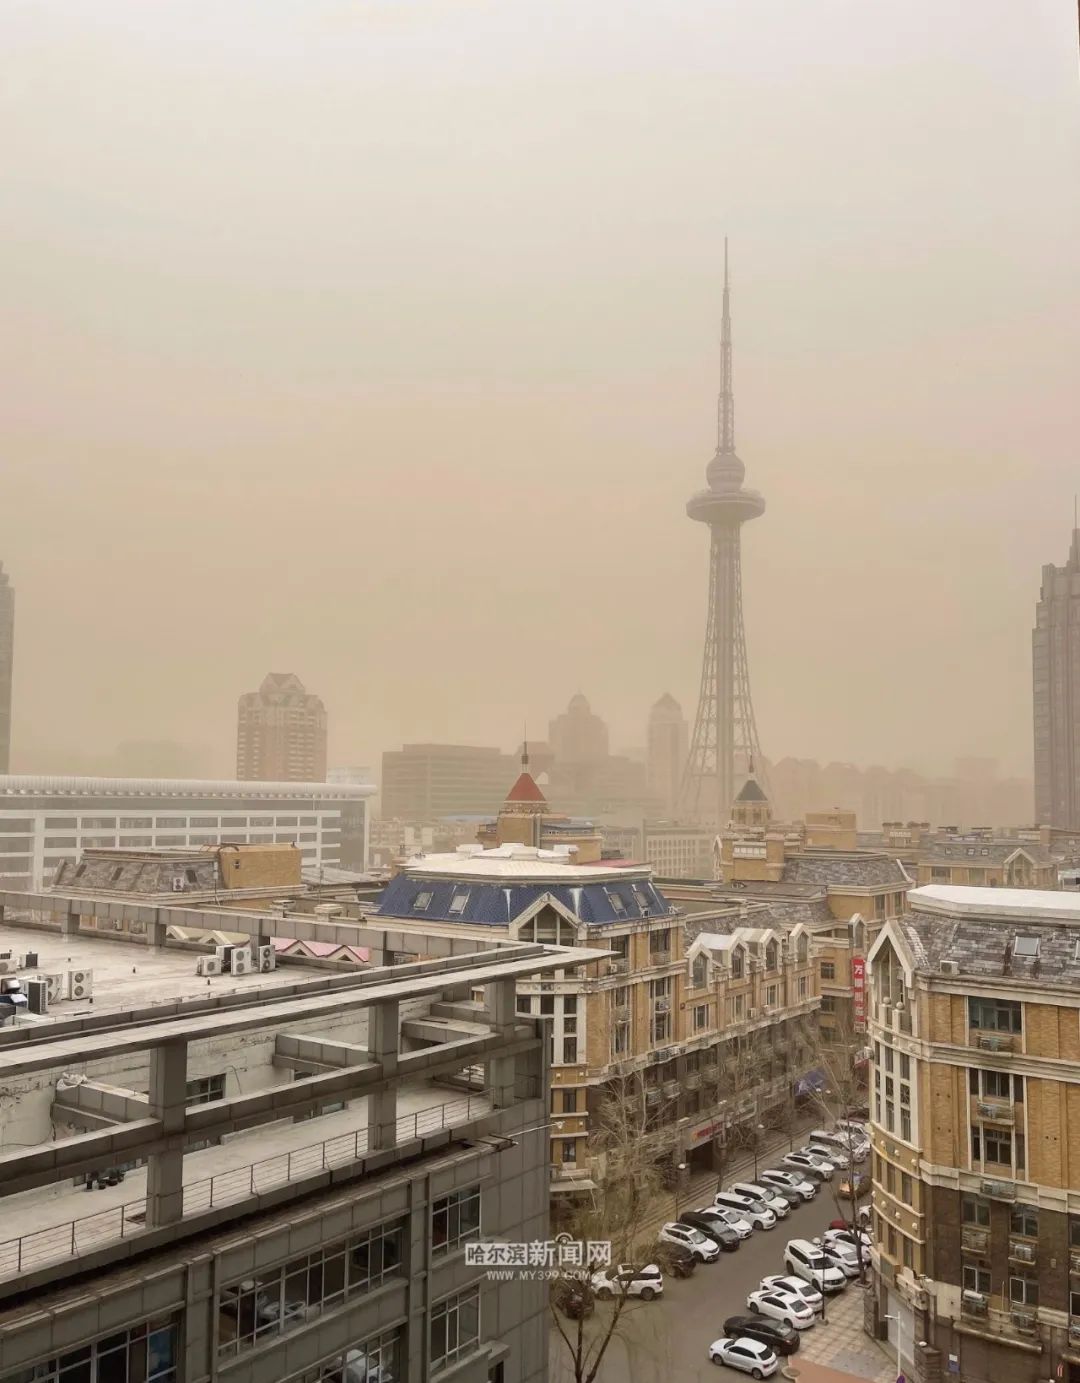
[
  {"x1": 714, "y1": 1191, "x2": 777, "y2": 1230},
  {"x1": 658, "y1": 1222, "x2": 720, "y2": 1262},
  {"x1": 591, "y1": 1264, "x2": 664, "y2": 1300},
  {"x1": 731, "y1": 1182, "x2": 791, "y2": 1219},
  {"x1": 759, "y1": 1168, "x2": 817, "y2": 1201},
  {"x1": 783, "y1": 1239, "x2": 847, "y2": 1294}
]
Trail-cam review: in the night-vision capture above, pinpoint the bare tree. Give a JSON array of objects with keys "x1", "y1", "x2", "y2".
[{"x1": 549, "y1": 1074, "x2": 674, "y2": 1383}]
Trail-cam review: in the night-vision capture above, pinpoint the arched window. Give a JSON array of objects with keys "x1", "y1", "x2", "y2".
[
  {"x1": 797, "y1": 933, "x2": 809, "y2": 963},
  {"x1": 692, "y1": 954, "x2": 708, "y2": 989},
  {"x1": 765, "y1": 940, "x2": 779, "y2": 971},
  {"x1": 731, "y1": 946, "x2": 745, "y2": 980}
]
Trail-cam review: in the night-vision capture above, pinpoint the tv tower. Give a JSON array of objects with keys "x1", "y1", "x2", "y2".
[{"x1": 679, "y1": 242, "x2": 766, "y2": 824}]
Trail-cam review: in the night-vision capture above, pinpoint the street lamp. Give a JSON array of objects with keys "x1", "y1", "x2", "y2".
[
  {"x1": 674, "y1": 1161, "x2": 688, "y2": 1221},
  {"x1": 753, "y1": 1123, "x2": 765, "y2": 1180}
]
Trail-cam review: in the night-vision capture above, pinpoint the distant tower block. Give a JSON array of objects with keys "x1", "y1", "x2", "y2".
[{"x1": 680, "y1": 243, "x2": 766, "y2": 825}]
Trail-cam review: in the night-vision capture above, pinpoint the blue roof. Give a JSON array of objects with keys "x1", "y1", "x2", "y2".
[{"x1": 375, "y1": 874, "x2": 674, "y2": 927}]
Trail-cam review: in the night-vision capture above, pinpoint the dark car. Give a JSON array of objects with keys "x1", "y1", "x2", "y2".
[
  {"x1": 722, "y1": 1316, "x2": 800, "y2": 1357},
  {"x1": 552, "y1": 1279, "x2": 594, "y2": 1320},
  {"x1": 677, "y1": 1212, "x2": 740, "y2": 1251},
  {"x1": 650, "y1": 1241, "x2": 697, "y2": 1279},
  {"x1": 767, "y1": 1184, "x2": 803, "y2": 1208}
]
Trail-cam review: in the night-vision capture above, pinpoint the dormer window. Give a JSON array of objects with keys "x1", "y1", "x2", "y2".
[
  {"x1": 448, "y1": 890, "x2": 470, "y2": 916},
  {"x1": 731, "y1": 947, "x2": 745, "y2": 980},
  {"x1": 765, "y1": 940, "x2": 779, "y2": 971},
  {"x1": 691, "y1": 954, "x2": 708, "y2": 989},
  {"x1": 413, "y1": 890, "x2": 433, "y2": 912},
  {"x1": 607, "y1": 891, "x2": 627, "y2": 917}
]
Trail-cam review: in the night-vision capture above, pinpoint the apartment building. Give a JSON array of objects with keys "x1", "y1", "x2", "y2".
[
  {"x1": 381, "y1": 745, "x2": 516, "y2": 825},
  {"x1": 865, "y1": 884, "x2": 1080, "y2": 1383},
  {"x1": 0, "y1": 774, "x2": 374, "y2": 890},
  {"x1": 0, "y1": 881, "x2": 572, "y2": 1383},
  {"x1": 375, "y1": 840, "x2": 820, "y2": 1195},
  {"x1": 236, "y1": 673, "x2": 328, "y2": 783}
]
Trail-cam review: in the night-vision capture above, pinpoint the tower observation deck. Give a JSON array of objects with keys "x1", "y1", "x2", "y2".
[{"x1": 679, "y1": 243, "x2": 766, "y2": 826}]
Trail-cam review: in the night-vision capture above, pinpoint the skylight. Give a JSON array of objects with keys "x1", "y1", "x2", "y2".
[
  {"x1": 448, "y1": 890, "x2": 469, "y2": 916},
  {"x1": 1013, "y1": 935, "x2": 1040, "y2": 958},
  {"x1": 413, "y1": 890, "x2": 433, "y2": 912},
  {"x1": 607, "y1": 890, "x2": 627, "y2": 917}
]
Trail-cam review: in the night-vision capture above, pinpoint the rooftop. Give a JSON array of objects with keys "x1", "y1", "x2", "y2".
[
  {"x1": 782, "y1": 851, "x2": 910, "y2": 888},
  {"x1": 399, "y1": 843, "x2": 651, "y2": 883},
  {"x1": 0, "y1": 774, "x2": 374, "y2": 799},
  {"x1": 909, "y1": 883, "x2": 1080, "y2": 922}
]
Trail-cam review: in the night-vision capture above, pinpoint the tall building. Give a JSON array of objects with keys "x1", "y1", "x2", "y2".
[
  {"x1": 380, "y1": 743, "x2": 516, "y2": 824},
  {"x1": 236, "y1": 672, "x2": 327, "y2": 782},
  {"x1": 646, "y1": 693, "x2": 688, "y2": 817},
  {"x1": 0, "y1": 773, "x2": 374, "y2": 889},
  {"x1": 0, "y1": 561, "x2": 13, "y2": 773},
  {"x1": 547, "y1": 693, "x2": 609, "y2": 765},
  {"x1": 0, "y1": 884, "x2": 566, "y2": 1383},
  {"x1": 1033, "y1": 527, "x2": 1080, "y2": 828},
  {"x1": 681, "y1": 243, "x2": 766, "y2": 826},
  {"x1": 866, "y1": 884, "x2": 1080, "y2": 1383}
]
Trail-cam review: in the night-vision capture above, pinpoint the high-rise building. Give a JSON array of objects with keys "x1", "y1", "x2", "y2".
[
  {"x1": 646, "y1": 693, "x2": 688, "y2": 817},
  {"x1": 380, "y1": 743, "x2": 516, "y2": 823},
  {"x1": 866, "y1": 884, "x2": 1080, "y2": 1383},
  {"x1": 681, "y1": 243, "x2": 766, "y2": 826},
  {"x1": 547, "y1": 693, "x2": 609, "y2": 765},
  {"x1": 1033, "y1": 528, "x2": 1080, "y2": 828},
  {"x1": 0, "y1": 561, "x2": 13, "y2": 773},
  {"x1": 236, "y1": 672, "x2": 327, "y2": 782}
]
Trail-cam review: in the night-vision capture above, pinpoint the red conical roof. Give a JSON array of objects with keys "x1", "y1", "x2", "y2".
[{"x1": 506, "y1": 771, "x2": 547, "y2": 804}]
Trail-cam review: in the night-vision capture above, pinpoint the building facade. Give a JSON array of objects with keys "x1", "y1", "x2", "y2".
[
  {"x1": 1034, "y1": 529, "x2": 1080, "y2": 829},
  {"x1": 380, "y1": 745, "x2": 516, "y2": 825},
  {"x1": 236, "y1": 673, "x2": 328, "y2": 782},
  {"x1": 0, "y1": 561, "x2": 12, "y2": 774},
  {"x1": 646, "y1": 694, "x2": 689, "y2": 818},
  {"x1": 0, "y1": 775, "x2": 374, "y2": 890},
  {"x1": 0, "y1": 886, "x2": 569, "y2": 1383},
  {"x1": 866, "y1": 884, "x2": 1080, "y2": 1383}
]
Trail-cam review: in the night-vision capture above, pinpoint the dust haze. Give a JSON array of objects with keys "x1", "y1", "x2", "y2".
[{"x1": 3, "y1": 1, "x2": 1079, "y2": 785}]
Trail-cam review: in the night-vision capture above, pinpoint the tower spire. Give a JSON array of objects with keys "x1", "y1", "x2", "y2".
[{"x1": 716, "y1": 237, "x2": 735, "y2": 455}]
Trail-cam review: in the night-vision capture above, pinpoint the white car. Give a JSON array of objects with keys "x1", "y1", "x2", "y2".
[
  {"x1": 822, "y1": 1246, "x2": 860, "y2": 1281},
  {"x1": 806, "y1": 1142, "x2": 852, "y2": 1167},
  {"x1": 760, "y1": 1275, "x2": 824, "y2": 1315},
  {"x1": 708, "y1": 1336, "x2": 779, "y2": 1378},
  {"x1": 781, "y1": 1151, "x2": 834, "y2": 1180},
  {"x1": 823, "y1": 1227, "x2": 871, "y2": 1255},
  {"x1": 714, "y1": 1192, "x2": 776, "y2": 1231},
  {"x1": 702, "y1": 1205, "x2": 754, "y2": 1239},
  {"x1": 659, "y1": 1222, "x2": 720, "y2": 1262},
  {"x1": 731, "y1": 1182, "x2": 791, "y2": 1219},
  {"x1": 759, "y1": 1168, "x2": 817, "y2": 1201},
  {"x1": 783, "y1": 1239, "x2": 847, "y2": 1294},
  {"x1": 819, "y1": 1237, "x2": 862, "y2": 1277},
  {"x1": 746, "y1": 1288, "x2": 816, "y2": 1330},
  {"x1": 591, "y1": 1263, "x2": 663, "y2": 1301}
]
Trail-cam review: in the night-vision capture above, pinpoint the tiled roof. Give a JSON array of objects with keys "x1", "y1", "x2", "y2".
[
  {"x1": 736, "y1": 777, "x2": 768, "y2": 803},
  {"x1": 783, "y1": 853, "x2": 909, "y2": 887},
  {"x1": 505, "y1": 772, "x2": 546, "y2": 804},
  {"x1": 376, "y1": 872, "x2": 674, "y2": 927}
]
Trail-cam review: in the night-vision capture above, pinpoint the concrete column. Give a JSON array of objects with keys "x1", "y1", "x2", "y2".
[
  {"x1": 147, "y1": 920, "x2": 167, "y2": 948},
  {"x1": 146, "y1": 1042, "x2": 188, "y2": 1227},
  {"x1": 486, "y1": 979, "x2": 518, "y2": 1109},
  {"x1": 367, "y1": 1000, "x2": 399, "y2": 1151},
  {"x1": 61, "y1": 909, "x2": 79, "y2": 937}
]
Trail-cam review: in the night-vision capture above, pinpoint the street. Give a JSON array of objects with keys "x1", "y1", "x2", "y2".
[{"x1": 549, "y1": 1192, "x2": 875, "y2": 1383}]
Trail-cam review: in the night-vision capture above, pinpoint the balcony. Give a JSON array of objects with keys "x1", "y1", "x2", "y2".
[
  {"x1": 605, "y1": 958, "x2": 629, "y2": 977},
  {"x1": 976, "y1": 1033, "x2": 1015, "y2": 1053},
  {"x1": 701, "y1": 1063, "x2": 719, "y2": 1081},
  {"x1": 976, "y1": 1101, "x2": 1014, "y2": 1123},
  {"x1": 1009, "y1": 1239, "x2": 1036, "y2": 1265},
  {"x1": 980, "y1": 1178, "x2": 1016, "y2": 1201},
  {"x1": 961, "y1": 1226, "x2": 989, "y2": 1254},
  {"x1": 662, "y1": 1080, "x2": 680, "y2": 1100},
  {"x1": 684, "y1": 1071, "x2": 702, "y2": 1091},
  {"x1": 1010, "y1": 1309, "x2": 1038, "y2": 1336},
  {"x1": 889, "y1": 1006, "x2": 913, "y2": 1036}
]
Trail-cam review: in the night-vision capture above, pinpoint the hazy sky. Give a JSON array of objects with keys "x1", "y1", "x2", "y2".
[{"x1": 4, "y1": 0, "x2": 1079, "y2": 781}]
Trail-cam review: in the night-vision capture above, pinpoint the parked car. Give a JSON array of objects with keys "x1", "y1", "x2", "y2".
[
  {"x1": 722, "y1": 1316, "x2": 800, "y2": 1357},
  {"x1": 714, "y1": 1191, "x2": 777, "y2": 1231},
  {"x1": 760, "y1": 1168, "x2": 817, "y2": 1201},
  {"x1": 731, "y1": 1182, "x2": 791, "y2": 1218},
  {"x1": 808, "y1": 1129, "x2": 870, "y2": 1163},
  {"x1": 834, "y1": 1117, "x2": 870, "y2": 1142},
  {"x1": 821, "y1": 1245, "x2": 860, "y2": 1280},
  {"x1": 759, "y1": 1275, "x2": 823, "y2": 1315},
  {"x1": 678, "y1": 1212, "x2": 741, "y2": 1251},
  {"x1": 780, "y1": 1151, "x2": 833, "y2": 1181},
  {"x1": 591, "y1": 1264, "x2": 664, "y2": 1301},
  {"x1": 659, "y1": 1221, "x2": 720, "y2": 1262},
  {"x1": 782, "y1": 1239, "x2": 847, "y2": 1294},
  {"x1": 838, "y1": 1171, "x2": 872, "y2": 1201},
  {"x1": 805, "y1": 1143, "x2": 849, "y2": 1168},
  {"x1": 695, "y1": 1204, "x2": 754, "y2": 1239},
  {"x1": 707, "y1": 1336, "x2": 779, "y2": 1377},
  {"x1": 745, "y1": 1288, "x2": 817, "y2": 1330},
  {"x1": 794, "y1": 1146, "x2": 838, "y2": 1174},
  {"x1": 649, "y1": 1240, "x2": 698, "y2": 1278},
  {"x1": 823, "y1": 1227, "x2": 871, "y2": 1254},
  {"x1": 552, "y1": 1278, "x2": 594, "y2": 1319}
]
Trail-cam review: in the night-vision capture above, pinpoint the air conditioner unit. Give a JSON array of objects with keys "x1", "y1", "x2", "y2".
[
  {"x1": 24, "y1": 978, "x2": 49, "y2": 1015},
  {"x1": 68, "y1": 970, "x2": 93, "y2": 1000},
  {"x1": 940, "y1": 961, "x2": 959, "y2": 976},
  {"x1": 0, "y1": 958, "x2": 19, "y2": 976},
  {"x1": 229, "y1": 947, "x2": 252, "y2": 976},
  {"x1": 41, "y1": 973, "x2": 65, "y2": 1004},
  {"x1": 962, "y1": 1290, "x2": 988, "y2": 1313},
  {"x1": 195, "y1": 956, "x2": 222, "y2": 977},
  {"x1": 129, "y1": 920, "x2": 146, "y2": 936},
  {"x1": 111, "y1": 920, "x2": 124, "y2": 932},
  {"x1": 981, "y1": 1178, "x2": 1016, "y2": 1200},
  {"x1": 257, "y1": 945, "x2": 276, "y2": 973},
  {"x1": 1011, "y1": 1309, "x2": 1037, "y2": 1334}
]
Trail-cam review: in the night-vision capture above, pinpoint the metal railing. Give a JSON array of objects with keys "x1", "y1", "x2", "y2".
[{"x1": 0, "y1": 1089, "x2": 494, "y2": 1283}]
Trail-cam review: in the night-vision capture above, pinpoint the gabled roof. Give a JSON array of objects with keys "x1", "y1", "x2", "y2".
[{"x1": 506, "y1": 771, "x2": 546, "y2": 804}]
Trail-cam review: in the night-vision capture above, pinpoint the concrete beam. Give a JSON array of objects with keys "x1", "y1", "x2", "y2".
[
  {"x1": 272, "y1": 1033, "x2": 371, "y2": 1071},
  {"x1": 52, "y1": 1079, "x2": 149, "y2": 1128}
]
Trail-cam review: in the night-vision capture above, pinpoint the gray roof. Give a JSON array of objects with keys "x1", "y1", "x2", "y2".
[
  {"x1": 917, "y1": 841, "x2": 1057, "y2": 865},
  {"x1": 735, "y1": 777, "x2": 768, "y2": 803},
  {"x1": 783, "y1": 853, "x2": 909, "y2": 888},
  {"x1": 898, "y1": 912, "x2": 1080, "y2": 984}
]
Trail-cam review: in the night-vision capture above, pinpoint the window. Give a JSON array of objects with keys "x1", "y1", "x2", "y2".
[
  {"x1": 766, "y1": 984, "x2": 778, "y2": 1007},
  {"x1": 797, "y1": 934, "x2": 809, "y2": 962},
  {"x1": 560, "y1": 1139, "x2": 577, "y2": 1164},
  {"x1": 968, "y1": 997, "x2": 1022, "y2": 1033},
  {"x1": 1013, "y1": 936, "x2": 1040, "y2": 958},
  {"x1": 731, "y1": 993, "x2": 745, "y2": 1022},
  {"x1": 901, "y1": 1173, "x2": 912, "y2": 1205},
  {"x1": 187, "y1": 1074, "x2": 225, "y2": 1105},
  {"x1": 820, "y1": 996, "x2": 836, "y2": 1013},
  {"x1": 607, "y1": 890, "x2": 627, "y2": 917},
  {"x1": 1010, "y1": 1275, "x2": 1039, "y2": 1307},
  {"x1": 431, "y1": 1187, "x2": 481, "y2": 1257},
  {"x1": 448, "y1": 890, "x2": 469, "y2": 916},
  {"x1": 413, "y1": 890, "x2": 433, "y2": 912},
  {"x1": 296, "y1": 1329, "x2": 403, "y2": 1382},
  {"x1": 731, "y1": 947, "x2": 745, "y2": 980},
  {"x1": 765, "y1": 940, "x2": 779, "y2": 971},
  {"x1": 694, "y1": 1004, "x2": 708, "y2": 1031},
  {"x1": 431, "y1": 1286, "x2": 480, "y2": 1370},
  {"x1": 973, "y1": 1127, "x2": 1013, "y2": 1166},
  {"x1": 16, "y1": 1320, "x2": 180, "y2": 1383},
  {"x1": 798, "y1": 975, "x2": 808, "y2": 999},
  {"x1": 1070, "y1": 1217, "x2": 1080, "y2": 1250},
  {"x1": 649, "y1": 928, "x2": 672, "y2": 956},
  {"x1": 539, "y1": 995, "x2": 555, "y2": 1015},
  {"x1": 218, "y1": 1223, "x2": 403, "y2": 1357},
  {"x1": 900, "y1": 1053, "x2": 911, "y2": 1080},
  {"x1": 691, "y1": 954, "x2": 708, "y2": 988},
  {"x1": 820, "y1": 961, "x2": 836, "y2": 980},
  {"x1": 559, "y1": 1090, "x2": 577, "y2": 1114},
  {"x1": 885, "y1": 1047, "x2": 894, "y2": 1073},
  {"x1": 902, "y1": 1236, "x2": 913, "y2": 1269},
  {"x1": 1011, "y1": 1204, "x2": 1038, "y2": 1237},
  {"x1": 885, "y1": 1162, "x2": 896, "y2": 1194},
  {"x1": 562, "y1": 1037, "x2": 578, "y2": 1064},
  {"x1": 963, "y1": 1264, "x2": 991, "y2": 1294}
]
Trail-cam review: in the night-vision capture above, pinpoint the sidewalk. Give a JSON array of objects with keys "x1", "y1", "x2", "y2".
[{"x1": 795, "y1": 1282, "x2": 895, "y2": 1383}]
